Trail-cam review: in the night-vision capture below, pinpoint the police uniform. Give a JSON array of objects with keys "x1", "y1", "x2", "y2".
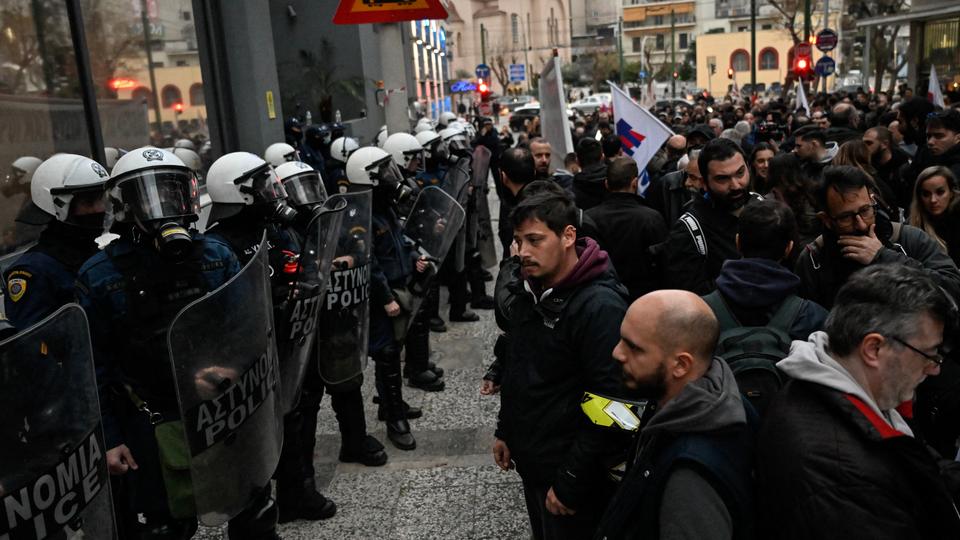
[{"x1": 75, "y1": 234, "x2": 271, "y2": 537}]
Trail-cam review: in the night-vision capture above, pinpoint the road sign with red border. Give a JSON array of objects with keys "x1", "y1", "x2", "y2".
[
  {"x1": 795, "y1": 42, "x2": 813, "y2": 58},
  {"x1": 333, "y1": 0, "x2": 448, "y2": 25}
]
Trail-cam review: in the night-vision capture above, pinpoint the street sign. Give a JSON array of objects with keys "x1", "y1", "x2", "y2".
[
  {"x1": 509, "y1": 64, "x2": 526, "y2": 83},
  {"x1": 450, "y1": 81, "x2": 477, "y2": 93},
  {"x1": 475, "y1": 63, "x2": 491, "y2": 79},
  {"x1": 795, "y1": 42, "x2": 813, "y2": 58},
  {"x1": 639, "y1": 70, "x2": 647, "y2": 80},
  {"x1": 816, "y1": 28, "x2": 838, "y2": 52},
  {"x1": 815, "y1": 56, "x2": 836, "y2": 77},
  {"x1": 333, "y1": 0, "x2": 448, "y2": 25}
]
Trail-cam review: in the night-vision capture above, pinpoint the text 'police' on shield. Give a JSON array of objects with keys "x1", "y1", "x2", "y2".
[{"x1": 325, "y1": 263, "x2": 370, "y2": 311}]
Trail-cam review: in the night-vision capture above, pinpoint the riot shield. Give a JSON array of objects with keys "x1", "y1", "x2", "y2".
[
  {"x1": 275, "y1": 198, "x2": 346, "y2": 413},
  {"x1": 441, "y1": 157, "x2": 472, "y2": 207},
  {"x1": 316, "y1": 190, "x2": 372, "y2": 385},
  {"x1": 402, "y1": 187, "x2": 466, "y2": 328},
  {"x1": 471, "y1": 145, "x2": 491, "y2": 188},
  {"x1": 0, "y1": 304, "x2": 116, "y2": 540},
  {"x1": 166, "y1": 239, "x2": 283, "y2": 526}
]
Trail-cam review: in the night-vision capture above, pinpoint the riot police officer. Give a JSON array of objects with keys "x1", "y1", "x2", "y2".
[
  {"x1": 203, "y1": 152, "x2": 338, "y2": 524},
  {"x1": 275, "y1": 160, "x2": 389, "y2": 468},
  {"x1": 4, "y1": 154, "x2": 109, "y2": 328},
  {"x1": 346, "y1": 145, "x2": 430, "y2": 449},
  {"x1": 325, "y1": 136, "x2": 359, "y2": 195},
  {"x1": 264, "y1": 142, "x2": 301, "y2": 167},
  {"x1": 75, "y1": 148, "x2": 281, "y2": 539}
]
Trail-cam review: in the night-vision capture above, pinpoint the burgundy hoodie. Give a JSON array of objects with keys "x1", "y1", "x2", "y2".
[{"x1": 525, "y1": 237, "x2": 611, "y2": 299}]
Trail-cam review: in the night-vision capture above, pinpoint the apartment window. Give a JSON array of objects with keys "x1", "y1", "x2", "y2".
[
  {"x1": 633, "y1": 37, "x2": 642, "y2": 52},
  {"x1": 656, "y1": 34, "x2": 665, "y2": 50},
  {"x1": 679, "y1": 33, "x2": 688, "y2": 49},
  {"x1": 731, "y1": 49, "x2": 750, "y2": 72},
  {"x1": 654, "y1": 15, "x2": 664, "y2": 25},
  {"x1": 737, "y1": 26, "x2": 748, "y2": 32},
  {"x1": 762, "y1": 24, "x2": 773, "y2": 30},
  {"x1": 511, "y1": 14, "x2": 519, "y2": 44},
  {"x1": 759, "y1": 48, "x2": 778, "y2": 70}
]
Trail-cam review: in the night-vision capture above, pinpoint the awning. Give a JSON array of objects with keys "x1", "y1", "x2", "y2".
[
  {"x1": 623, "y1": 2, "x2": 694, "y2": 23},
  {"x1": 855, "y1": 2, "x2": 960, "y2": 27}
]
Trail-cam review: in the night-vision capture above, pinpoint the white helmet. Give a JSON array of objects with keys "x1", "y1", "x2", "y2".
[
  {"x1": 415, "y1": 130, "x2": 443, "y2": 159},
  {"x1": 108, "y1": 147, "x2": 199, "y2": 226},
  {"x1": 346, "y1": 146, "x2": 403, "y2": 187},
  {"x1": 264, "y1": 142, "x2": 300, "y2": 167},
  {"x1": 382, "y1": 133, "x2": 424, "y2": 172},
  {"x1": 439, "y1": 124, "x2": 471, "y2": 156},
  {"x1": 206, "y1": 152, "x2": 291, "y2": 225},
  {"x1": 23, "y1": 154, "x2": 109, "y2": 224},
  {"x1": 274, "y1": 161, "x2": 327, "y2": 208},
  {"x1": 375, "y1": 125, "x2": 389, "y2": 148},
  {"x1": 171, "y1": 147, "x2": 202, "y2": 174},
  {"x1": 438, "y1": 111, "x2": 457, "y2": 129},
  {"x1": 4, "y1": 156, "x2": 42, "y2": 193},
  {"x1": 174, "y1": 138, "x2": 196, "y2": 151},
  {"x1": 103, "y1": 148, "x2": 126, "y2": 171},
  {"x1": 329, "y1": 137, "x2": 360, "y2": 165}
]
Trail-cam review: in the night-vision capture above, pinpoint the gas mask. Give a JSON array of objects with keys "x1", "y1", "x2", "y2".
[
  {"x1": 110, "y1": 168, "x2": 200, "y2": 260},
  {"x1": 369, "y1": 156, "x2": 414, "y2": 210}
]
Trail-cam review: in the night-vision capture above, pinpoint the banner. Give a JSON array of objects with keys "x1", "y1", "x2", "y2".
[
  {"x1": 609, "y1": 83, "x2": 674, "y2": 197},
  {"x1": 928, "y1": 64, "x2": 945, "y2": 109},
  {"x1": 538, "y1": 57, "x2": 574, "y2": 172}
]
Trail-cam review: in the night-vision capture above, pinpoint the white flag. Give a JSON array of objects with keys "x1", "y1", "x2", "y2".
[
  {"x1": 929, "y1": 64, "x2": 946, "y2": 109},
  {"x1": 796, "y1": 81, "x2": 811, "y2": 116},
  {"x1": 609, "y1": 82, "x2": 674, "y2": 197},
  {"x1": 539, "y1": 57, "x2": 574, "y2": 171}
]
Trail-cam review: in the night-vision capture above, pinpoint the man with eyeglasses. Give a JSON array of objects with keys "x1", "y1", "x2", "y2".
[
  {"x1": 756, "y1": 264, "x2": 960, "y2": 539},
  {"x1": 795, "y1": 165, "x2": 960, "y2": 309}
]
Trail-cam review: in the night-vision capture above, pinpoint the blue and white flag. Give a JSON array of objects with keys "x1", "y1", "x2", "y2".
[{"x1": 609, "y1": 82, "x2": 674, "y2": 197}]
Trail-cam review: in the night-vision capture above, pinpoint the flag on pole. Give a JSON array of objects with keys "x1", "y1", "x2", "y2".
[
  {"x1": 796, "y1": 81, "x2": 811, "y2": 116},
  {"x1": 928, "y1": 64, "x2": 946, "y2": 109},
  {"x1": 608, "y1": 82, "x2": 674, "y2": 197}
]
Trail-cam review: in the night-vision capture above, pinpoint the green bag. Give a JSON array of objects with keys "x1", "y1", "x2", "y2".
[{"x1": 154, "y1": 420, "x2": 197, "y2": 519}]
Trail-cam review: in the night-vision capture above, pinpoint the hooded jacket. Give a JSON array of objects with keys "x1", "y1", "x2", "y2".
[
  {"x1": 496, "y1": 237, "x2": 630, "y2": 510},
  {"x1": 714, "y1": 258, "x2": 827, "y2": 340},
  {"x1": 757, "y1": 333, "x2": 960, "y2": 539},
  {"x1": 572, "y1": 161, "x2": 608, "y2": 210},
  {"x1": 595, "y1": 359, "x2": 754, "y2": 540}
]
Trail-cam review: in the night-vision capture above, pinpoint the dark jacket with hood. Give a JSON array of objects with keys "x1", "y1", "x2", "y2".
[
  {"x1": 646, "y1": 169, "x2": 695, "y2": 227},
  {"x1": 572, "y1": 161, "x2": 608, "y2": 210},
  {"x1": 713, "y1": 258, "x2": 828, "y2": 341},
  {"x1": 585, "y1": 192, "x2": 668, "y2": 300},
  {"x1": 495, "y1": 237, "x2": 630, "y2": 510},
  {"x1": 664, "y1": 193, "x2": 758, "y2": 295},
  {"x1": 758, "y1": 333, "x2": 960, "y2": 539},
  {"x1": 901, "y1": 144, "x2": 960, "y2": 196},
  {"x1": 595, "y1": 359, "x2": 755, "y2": 540},
  {"x1": 794, "y1": 216, "x2": 960, "y2": 309}
]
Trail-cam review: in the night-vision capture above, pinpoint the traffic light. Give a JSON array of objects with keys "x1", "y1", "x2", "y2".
[
  {"x1": 173, "y1": 102, "x2": 184, "y2": 114},
  {"x1": 672, "y1": 70, "x2": 679, "y2": 80},
  {"x1": 793, "y1": 49, "x2": 813, "y2": 80},
  {"x1": 727, "y1": 68, "x2": 735, "y2": 80},
  {"x1": 478, "y1": 78, "x2": 491, "y2": 103},
  {"x1": 710, "y1": 64, "x2": 716, "y2": 75}
]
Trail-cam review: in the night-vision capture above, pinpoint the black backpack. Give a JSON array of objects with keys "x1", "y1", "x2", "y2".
[{"x1": 703, "y1": 291, "x2": 803, "y2": 416}]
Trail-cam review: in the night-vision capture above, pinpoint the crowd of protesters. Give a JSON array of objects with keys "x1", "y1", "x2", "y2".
[{"x1": 486, "y1": 84, "x2": 960, "y2": 539}]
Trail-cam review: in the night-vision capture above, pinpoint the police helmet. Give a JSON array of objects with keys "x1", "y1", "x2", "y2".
[
  {"x1": 174, "y1": 138, "x2": 196, "y2": 151},
  {"x1": 375, "y1": 125, "x2": 389, "y2": 148},
  {"x1": 206, "y1": 152, "x2": 289, "y2": 224},
  {"x1": 415, "y1": 130, "x2": 443, "y2": 160},
  {"x1": 171, "y1": 148, "x2": 202, "y2": 174},
  {"x1": 103, "y1": 147, "x2": 127, "y2": 172},
  {"x1": 6, "y1": 156, "x2": 42, "y2": 188},
  {"x1": 438, "y1": 111, "x2": 457, "y2": 129},
  {"x1": 438, "y1": 124, "x2": 471, "y2": 156},
  {"x1": 346, "y1": 146, "x2": 403, "y2": 187},
  {"x1": 264, "y1": 142, "x2": 300, "y2": 167},
  {"x1": 108, "y1": 147, "x2": 200, "y2": 226},
  {"x1": 20, "y1": 154, "x2": 109, "y2": 225},
  {"x1": 329, "y1": 137, "x2": 360, "y2": 165},
  {"x1": 382, "y1": 133, "x2": 424, "y2": 172},
  {"x1": 274, "y1": 161, "x2": 327, "y2": 208}
]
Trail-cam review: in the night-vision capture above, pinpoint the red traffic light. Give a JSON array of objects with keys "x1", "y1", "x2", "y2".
[
  {"x1": 173, "y1": 103, "x2": 184, "y2": 113},
  {"x1": 672, "y1": 71, "x2": 679, "y2": 79},
  {"x1": 727, "y1": 68, "x2": 735, "y2": 80},
  {"x1": 479, "y1": 82, "x2": 489, "y2": 93},
  {"x1": 797, "y1": 58, "x2": 808, "y2": 70}
]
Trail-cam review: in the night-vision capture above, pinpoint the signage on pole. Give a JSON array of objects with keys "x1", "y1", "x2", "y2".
[
  {"x1": 450, "y1": 81, "x2": 477, "y2": 93},
  {"x1": 795, "y1": 42, "x2": 813, "y2": 59},
  {"x1": 639, "y1": 70, "x2": 647, "y2": 80},
  {"x1": 509, "y1": 64, "x2": 526, "y2": 82},
  {"x1": 475, "y1": 64, "x2": 491, "y2": 79},
  {"x1": 815, "y1": 56, "x2": 836, "y2": 77},
  {"x1": 333, "y1": 0, "x2": 448, "y2": 25},
  {"x1": 815, "y1": 29, "x2": 838, "y2": 52}
]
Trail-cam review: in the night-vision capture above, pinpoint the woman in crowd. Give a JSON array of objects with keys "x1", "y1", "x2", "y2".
[
  {"x1": 910, "y1": 166, "x2": 960, "y2": 265},
  {"x1": 749, "y1": 142, "x2": 776, "y2": 194},
  {"x1": 766, "y1": 152, "x2": 821, "y2": 253}
]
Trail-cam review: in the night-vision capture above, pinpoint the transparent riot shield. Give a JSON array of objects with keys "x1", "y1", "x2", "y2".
[
  {"x1": 166, "y1": 239, "x2": 282, "y2": 526},
  {"x1": 0, "y1": 304, "x2": 116, "y2": 540},
  {"x1": 317, "y1": 190, "x2": 371, "y2": 385},
  {"x1": 441, "y1": 157, "x2": 472, "y2": 207},
  {"x1": 471, "y1": 145, "x2": 491, "y2": 189},
  {"x1": 402, "y1": 186, "x2": 466, "y2": 329},
  {"x1": 275, "y1": 198, "x2": 346, "y2": 413}
]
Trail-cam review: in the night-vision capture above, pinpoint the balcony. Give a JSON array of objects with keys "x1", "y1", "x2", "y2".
[{"x1": 623, "y1": 13, "x2": 696, "y2": 30}]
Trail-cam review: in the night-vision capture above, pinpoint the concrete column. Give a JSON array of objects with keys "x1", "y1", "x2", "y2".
[{"x1": 379, "y1": 23, "x2": 410, "y2": 133}]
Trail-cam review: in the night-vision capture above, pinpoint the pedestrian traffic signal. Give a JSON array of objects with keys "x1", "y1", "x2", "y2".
[
  {"x1": 793, "y1": 50, "x2": 813, "y2": 79},
  {"x1": 727, "y1": 68, "x2": 735, "y2": 80}
]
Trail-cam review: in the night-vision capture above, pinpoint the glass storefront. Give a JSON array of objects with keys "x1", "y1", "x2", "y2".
[{"x1": 924, "y1": 18, "x2": 959, "y2": 83}]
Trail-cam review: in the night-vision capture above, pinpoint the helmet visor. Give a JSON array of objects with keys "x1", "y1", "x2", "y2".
[
  {"x1": 447, "y1": 138, "x2": 471, "y2": 154},
  {"x1": 239, "y1": 164, "x2": 288, "y2": 203},
  {"x1": 283, "y1": 171, "x2": 327, "y2": 206},
  {"x1": 368, "y1": 156, "x2": 405, "y2": 187},
  {"x1": 115, "y1": 168, "x2": 199, "y2": 223}
]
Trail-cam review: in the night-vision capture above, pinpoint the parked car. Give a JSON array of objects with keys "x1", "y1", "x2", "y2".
[
  {"x1": 508, "y1": 102, "x2": 575, "y2": 130},
  {"x1": 496, "y1": 95, "x2": 535, "y2": 112},
  {"x1": 569, "y1": 93, "x2": 612, "y2": 115}
]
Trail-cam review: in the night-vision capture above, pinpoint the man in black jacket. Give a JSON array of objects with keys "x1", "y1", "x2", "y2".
[
  {"x1": 664, "y1": 138, "x2": 758, "y2": 295},
  {"x1": 586, "y1": 157, "x2": 668, "y2": 300},
  {"x1": 494, "y1": 190, "x2": 629, "y2": 539},
  {"x1": 863, "y1": 126, "x2": 912, "y2": 209},
  {"x1": 795, "y1": 166, "x2": 960, "y2": 309},
  {"x1": 757, "y1": 264, "x2": 960, "y2": 539},
  {"x1": 572, "y1": 137, "x2": 607, "y2": 210},
  {"x1": 901, "y1": 108, "x2": 960, "y2": 192},
  {"x1": 595, "y1": 290, "x2": 754, "y2": 540},
  {"x1": 496, "y1": 147, "x2": 536, "y2": 260}
]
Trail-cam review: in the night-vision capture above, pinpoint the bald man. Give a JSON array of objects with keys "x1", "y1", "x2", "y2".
[{"x1": 594, "y1": 290, "x2": 755, "y2": 540}]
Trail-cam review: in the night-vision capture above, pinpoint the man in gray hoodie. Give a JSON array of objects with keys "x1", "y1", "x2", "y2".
[
  {"x1": 594, "y1": 290, "x2": 755, "y2": 540},
  {"x1": 757, "y1": 264, "x2": 960, "y2": 539}
]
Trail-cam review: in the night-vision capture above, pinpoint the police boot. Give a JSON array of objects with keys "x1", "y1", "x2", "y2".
[
  {"x1": 139, "y1": 519, "x2": 197, "y2": 540},
  {"x1": 426, "y1": 282, "x2": 446, "y2": 332},
  {"x1": 468, "y1": 265, "x2": 495, "y2": 310},
  {"x1": 374, "y1": 395, "x2": 424, "y2": 420},
  {"x1": 403, "y1": 319, "x2": 445, "y2": 392},
  {"x1": 228, "y1": 486, "x2": 281, "y2": 538},
  {"x1": 374, "y1": 344, "x2": 417, "y2": 450},
  {"x1": 277, "y1": 477, "x2": 337, "y2": 524},
  {"x1": 332, "y1": 386, "x2": 388, "y2": 466},
  {"x1": 449, "y1": 270, "x2": 480, "y2": 321}
]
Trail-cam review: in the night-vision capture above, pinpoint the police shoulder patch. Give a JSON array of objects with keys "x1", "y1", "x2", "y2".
[{"x1": 7, "y1": 277, "x2": 27, "y2": 303}]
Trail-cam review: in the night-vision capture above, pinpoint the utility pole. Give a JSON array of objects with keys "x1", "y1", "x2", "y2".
[
  {"x1": 670, "y1": 9, "x2": 676, "y2": 98},
  {"x1": 822, "y1": 0, "x2": 829, "y2": 94},
  {"x1": 140, "y1": 0, "x2": 163, "y2": 131},
  {"x1": 803, "y1": 0, "x2": 811, "y2": 42},
  {"x1": 480, "y1": 23, "x2": 486, "y2": 65},
  {"x1": 617, "y1": 17, "x2": 625, "y2": 84},
  {"x1": 750, "y1": 0, "x2": 757, "y2": 101}
]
